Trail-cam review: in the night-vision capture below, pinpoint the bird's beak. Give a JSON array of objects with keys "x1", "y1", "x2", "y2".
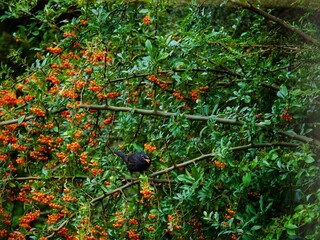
[{"x1": 144, "y1": 157, "x2": 151, "y2": 163}]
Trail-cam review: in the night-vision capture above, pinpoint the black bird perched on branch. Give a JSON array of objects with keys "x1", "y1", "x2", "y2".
[{"x1": 114, "y1": 151, "x2": 151, "y2": 173}]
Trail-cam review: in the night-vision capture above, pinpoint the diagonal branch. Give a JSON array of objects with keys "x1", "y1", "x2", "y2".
[
  {"x1": 90, "y1": 180, "x2": 138, "y2": 204},
  {"x1": 150, "y1": 153, "x2": 215, "y2": 178},
  {"x1": 45, "y1": 213, "x2": 76, "y2": 238},
  {"x1": 90, "y1": 153, "x2": 214, "y2": 204},
  {"x1": 1, "y1": 141, "x2": 300, "y2": 205},
  {"x1": 232, "y1": 0, "x2": 319, "y2": 45},
  {"x1": 279, "y1": 131, "x2": 320, "y2": 146},
  {"x1": 90, "y1": 141, "x2": 301, "y2": 204}
]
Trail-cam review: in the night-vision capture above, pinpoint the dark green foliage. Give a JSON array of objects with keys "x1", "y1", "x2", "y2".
[{"x1": 0, "y1": 0, "x2": 319, "y2": 239}]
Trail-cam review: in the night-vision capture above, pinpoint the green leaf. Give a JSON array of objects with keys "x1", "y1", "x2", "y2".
[
  {"x1": 277, "y1": 160, "x2": 283, "y2": 168},
  {"x1": 17, "y1": 115, "x2": 25, "y2": 125},
  {"x1": 132, "y1": 143, "x2": 144, "y2": 152},
  {"x1": 294, "y1": 204, "x2": 304, "y2": 211},
  {"x1": 277, "y1": 84, "x2": 288, "y2": 98},
  {"x1": 157, "y1": 52, "x2": 169, "y2": 61},
  {"x1": 145, "y1": 39, "x2": 152, "y2": 54},
  {"x1": 242, "y1": 172, "x2": 251, "y2": 187},
  {"x1": 214, "y1": 212, "x2": 219, "y2": 221},
  {"x1": 251, "y1": 225, "x2": 262, "y2": 231},
  {"x1": 243, "y1": 95, "x2": 251, "y2": 103},
  {"x1": 287, "y1": 229, "x2": 296, "y2": 236},
  {"x1": 259, "y1": 195, "x2": 264, "y2": 211},
  {"x1": 286, "y1": 223, "x2": 298, "y2": 229},
  {"x1": 305, "y1": 155, "x2": 315, "y2": 163},
  {"x1": 246, "y1": 204, "x2": 256, "y2": 214},
  {"x1": 177, "y1": 174, "x2": 195, "y2": 184},
  {"x1": 139, "y1": 8, "x2": 149, "y2": 14}
]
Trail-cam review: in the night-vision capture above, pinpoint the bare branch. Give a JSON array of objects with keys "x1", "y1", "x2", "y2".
[
  {"x1": 0, "y1": 108, "x2": 67, "y2": 127},
  {"x1": 108, "y1": 67, "x2": 241, "y2": 84},
  {"x1": 0, "y1": 115, "x2": 36, "y2": 127},
  {"x1": 279, "y1": 131, "x2": 320, "y2": 146},
  {"x1": 1, "y1": 175, "x2": 88, "y2": 182},
  {"x1": 45, "y1": 213, "x2": 76, "y2": 239},
  {"x1": 1, "y1": 104, "x2": 319, "y2": 147},
  {"x1": 169, "y1": 68, "x2": 241, "y2": 77},
  {"x1": 231, "y1": 142, "x2": 299, "y2": 151},
  {"x1": 209, "y1": 41, "x2": 300, "y2": 50},
  {"x1": 150, "y1": 153, "x2": 214, "y2": 178},
  {"x1": 90, "y1": 180, "x2": 138, "y2": 204},
  {"x1": 79, "y1": 104, "x2": 245, "y2": 125}
]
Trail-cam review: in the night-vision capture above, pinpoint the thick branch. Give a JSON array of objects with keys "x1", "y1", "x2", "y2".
[
  {"x1": 1, "y1": 104, "x2": 319, "y2": 146},
  {"x1": 0, "y1": 108, "x2": 67, "y2": 127},
  {"x1": 0, "y1": 115, "x2": 36, "y2": 127},
  {"x1": 108, "y1": 67, "x2": 240, "y2": 84},
  {"x1": 1, "y1": 175, "x2": 87, "y2": 182},
  {"x1": 232, "y1": 0, "x2": 319, "y2": 45},
  {"x1": 79, "y1": 104, "x2": 244, "y2": 125}
]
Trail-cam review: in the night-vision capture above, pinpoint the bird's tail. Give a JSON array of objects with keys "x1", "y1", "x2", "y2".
[{"x1": 114, "y1": 151, "x2": 126, "y2": 160}]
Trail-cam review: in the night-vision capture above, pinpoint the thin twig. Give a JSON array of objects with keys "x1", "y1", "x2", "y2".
[
  {"x1": 231, "y1": 142, "x2": 299, "y2": 151},
  {"x1": 209, "y1": 41, "x2": 300, "y2": 50},
  {"x1": 46, "y1": 213, "x2": 76, "y2": 238},
  {"x1": 261, "y1": 82, "x2": 280, "y2": 91},
  {"x1": 90, "y1": 179, "x2": 139, "y2": 204},
  {"x1": 149, "y1": 178, "x2": 177, "y2": 184},
  {"x1": 132, "y1": 115, "x2": 144, "y2": 142},
  {"x1": 169, "y1": 68, "x2": 241, "y2": 77},
  {"x1": 110, "y1": 73, "x2": 149, "y2": 83}
]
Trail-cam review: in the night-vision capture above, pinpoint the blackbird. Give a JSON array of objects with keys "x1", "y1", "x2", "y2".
[{"x1": 114, "y1": 151, "x2": 151, "y2": 173}]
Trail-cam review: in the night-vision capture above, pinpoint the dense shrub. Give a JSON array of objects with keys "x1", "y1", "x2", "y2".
[{"x1": 0, "y1": 1, "x2": 319, "y2": 239}]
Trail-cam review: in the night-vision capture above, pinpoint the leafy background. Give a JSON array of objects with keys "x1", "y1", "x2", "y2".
[{"x1": 0, "y1": 0, "x2": 319, "y2": 239}]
